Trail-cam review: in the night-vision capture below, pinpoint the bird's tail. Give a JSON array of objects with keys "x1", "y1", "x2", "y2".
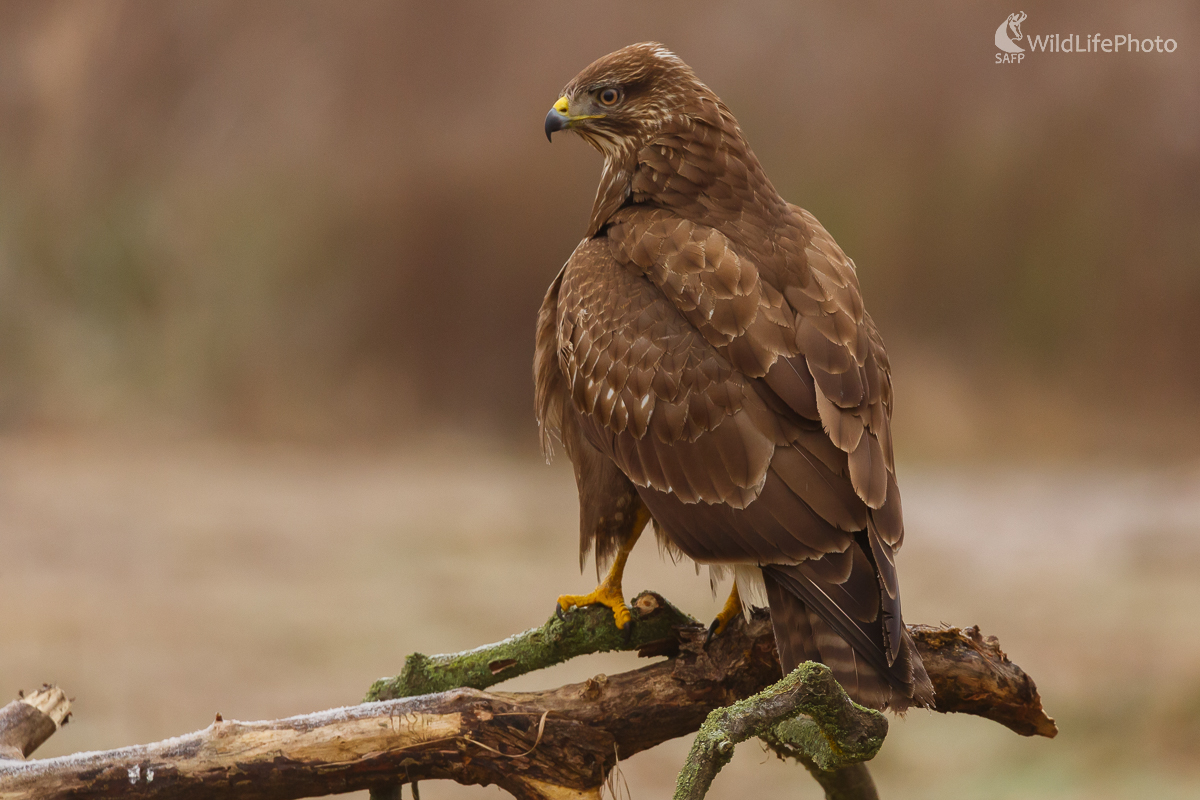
[{"x1": 763, "y1": 563, "x2": 933, "y2": 712}]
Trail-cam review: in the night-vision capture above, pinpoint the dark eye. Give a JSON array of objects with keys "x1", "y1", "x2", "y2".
[{"x1": 598, "y1": 87, "x2": 621, "y2": 106}]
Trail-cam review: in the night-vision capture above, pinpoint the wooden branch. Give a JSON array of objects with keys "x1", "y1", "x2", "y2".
[
  {"x1": 373, "y1": 592, "x2": 1056, "y2": 738},
  {"x1": 0, "y1": 688, "x2": 605, "y2": 800},
  {"x1": 368, "y1": 591, "x2": 1054, "y2": 800},
  {"x1": 0, "y1": 604, "x2": 779, "y2": 800},
  {"x1": 760, "y1": 720, "x2": 883, "y2": 800},
  {"x1": 790, "y1": 761, "x2": 879, "y2": 800},
  {"x1": 0, "y1": 593, "x2": 1054, "y2": 800},
  {"x1": 367, "y1": 592, "x2": 697, "y2": 701},
  {"x1": 0, "y1": 687, "x2": 71, "y2": 761},
  {"x1": 663, "y1": 621, "x2": 1057, "y2": 800},
  {"x1": 673, "y1": 662, "x2": 887, "y2": 800},
  {"x1": 910, "y1": 624, "x2": 1058, "y2": 738}
]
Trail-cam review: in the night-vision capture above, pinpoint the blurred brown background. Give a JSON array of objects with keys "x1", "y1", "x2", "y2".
[{"x1": 1, "y1": 1, "x2": 1198, "y2": 799}]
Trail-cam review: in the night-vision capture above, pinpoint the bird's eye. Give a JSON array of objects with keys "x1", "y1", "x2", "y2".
[{"x1": 598, "y1": 87, "x2": 621, "y2": 106}]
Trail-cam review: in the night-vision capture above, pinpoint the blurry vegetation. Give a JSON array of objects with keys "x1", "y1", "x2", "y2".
[{"x1": 0, "y1": 0, "x2": 1196, "y2": 457}]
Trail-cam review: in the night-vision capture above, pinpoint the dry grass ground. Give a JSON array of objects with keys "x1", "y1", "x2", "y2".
[{"x1": 2, "y1": 433, "x2": 1200, "y2": 799}]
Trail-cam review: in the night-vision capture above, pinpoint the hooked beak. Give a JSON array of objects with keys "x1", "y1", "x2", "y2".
[{"x1": 545, "y1": 96, "x2": 570, "y2": 142}]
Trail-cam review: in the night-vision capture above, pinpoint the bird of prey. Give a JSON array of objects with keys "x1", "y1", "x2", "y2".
[{"x1": 536, "y1": 42, "x2": 932, "y2": 710}]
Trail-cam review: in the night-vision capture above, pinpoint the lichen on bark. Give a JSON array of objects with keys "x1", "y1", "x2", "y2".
[
  {"x1": 366, "y1": 591, "x2": 696, "y2": 701},
  {"x1": 673, "y1": 661, "x2": 887, "y2": 800}
]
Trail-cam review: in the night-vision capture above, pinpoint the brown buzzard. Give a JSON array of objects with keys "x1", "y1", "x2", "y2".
[{"x1": 536, "y1": 42, "x2": 932, "y2": 710}]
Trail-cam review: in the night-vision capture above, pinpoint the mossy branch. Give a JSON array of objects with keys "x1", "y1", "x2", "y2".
[
  {"x1": 366, "y1": 591, "x2": 696, "y2": 701},
  {"x1": 673, "y1": 661, "x2": 888, "y2": 800}
]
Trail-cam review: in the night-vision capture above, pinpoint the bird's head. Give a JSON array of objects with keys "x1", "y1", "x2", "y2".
[{"x1": 544, "y1": 42, "x2": 709, "y2": 157}]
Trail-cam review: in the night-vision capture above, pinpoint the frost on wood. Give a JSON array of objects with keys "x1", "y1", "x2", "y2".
[{"x1": 0, "y1": 690, "x2": 594, "y2": 799}]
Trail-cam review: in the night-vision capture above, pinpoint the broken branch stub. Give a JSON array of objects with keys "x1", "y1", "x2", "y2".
[{"x1": 0, "y1": 686, "x2": 71, "y2": 761}]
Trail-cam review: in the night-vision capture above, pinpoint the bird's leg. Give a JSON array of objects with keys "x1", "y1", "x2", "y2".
[
  {"x1": 556, "y1": 509, "x2": 648, "y2": 632},
  {"x1": 706, "y1": 581, "x2": 743, "y2": 643}
]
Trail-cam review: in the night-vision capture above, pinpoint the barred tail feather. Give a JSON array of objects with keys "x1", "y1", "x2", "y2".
[{"x1": 763, "y1": 565, "x2": 933, "y2": 711}]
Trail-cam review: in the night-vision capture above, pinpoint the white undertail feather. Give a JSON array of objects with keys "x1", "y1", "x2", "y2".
[
  {"x1": 733, "y1": 564, "x2": 768, "y2": 614},
  {"x1": 706, "y1": 563, "x2": 768, "y2": 620}
]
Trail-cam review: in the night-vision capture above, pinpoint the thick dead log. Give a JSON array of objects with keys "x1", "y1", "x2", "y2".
[
  {"x1": 0, "y1": 687, "x2": 71, "y2": 761},
  {"x1": 0, "y1": 593, "x2": 1054, "y2": 799}
]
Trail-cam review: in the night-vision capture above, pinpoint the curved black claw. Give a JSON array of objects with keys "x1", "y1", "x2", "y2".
[
  {"x1": 621, "y1": 620, "x2": 633, "y2": 644},
  {"x1": 704, "y1": 618, "x2": 721, "y2": 647},
  {"x1": 556, "y1": 603, "x2": 568, "y2": 622}
]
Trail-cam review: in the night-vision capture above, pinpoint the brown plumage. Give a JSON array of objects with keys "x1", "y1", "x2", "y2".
[{"x1": 535, "y1": 43, "x2": 932, "y2": 710}]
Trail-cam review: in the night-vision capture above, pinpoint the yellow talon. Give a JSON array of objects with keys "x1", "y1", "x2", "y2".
[
  {"x1": 557, "y1": 580, "x2": 633, "y2": 630},
  {"x1": 557, "y1": 515, "x2": 645, "y2": 631},
  {"x1": 707, "y1": 582, "x2": 743, "y2": 641}
]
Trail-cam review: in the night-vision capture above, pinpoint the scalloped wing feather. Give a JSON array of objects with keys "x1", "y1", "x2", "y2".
[{"x1": 555, "y1": 237, "x2": 777, "y2": 509}]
